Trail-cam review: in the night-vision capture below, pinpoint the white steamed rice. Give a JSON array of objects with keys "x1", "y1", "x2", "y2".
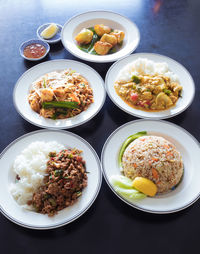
[
  {"x1": 117, "y1": 58, "x2": 179, "y2": 83},
  {"x1": 10, "y1": 141, "x2": 64, "y2": 207}
]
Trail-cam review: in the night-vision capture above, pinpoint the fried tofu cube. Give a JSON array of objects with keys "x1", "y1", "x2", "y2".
[
  {"x1": 94, "y1": 41, "x2": 112, "y2": 55},
  {"x1": 94, "y1": 24, "x2": 111, "y2": 37},
  {"x1": 30, "y1": 98, "x2": 40, "y2": 113},
  {"x1": 110, "y1": 30, "x2": 125, "y2": 43},
  {"x1": 40, "y1": 89, "x2": 54, "y2": 102},
  {"x1": 75, "y1": 28, "x2": 93, "y2": 44},
  {"x1": 100, "y1": 33, "x2": 117, "y2": 46},
  {"x1": 53, "y1": 89, "x2": 66, "y2": 101}
]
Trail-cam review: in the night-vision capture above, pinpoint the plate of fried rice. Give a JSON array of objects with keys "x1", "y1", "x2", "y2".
[
  {"x1": 13, "y1": 59, "x2": 105, "y2": 129},
  {"x1": 101, "y1": 119, "x2": 200, "y2": 214},
  {"x1": 0, "y1": 130, "x2": 102, "y2": 229}
]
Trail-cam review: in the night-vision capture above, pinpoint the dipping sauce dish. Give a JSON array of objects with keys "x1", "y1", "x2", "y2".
[{"x1": 19, "y1": 39, "x2": 50, "y2": 61}]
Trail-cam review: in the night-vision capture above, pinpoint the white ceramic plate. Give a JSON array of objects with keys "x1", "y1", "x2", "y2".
[
  {"x1": 0, "y1": 130, "x2": 102, "y2": 229},
  {"x1": 61, "y1": 11, "x2": 140, "y2": 63},
  {"x1": 13, "y1": 59, "x2": 105, "y2": 129},
  {"x1": 105, "y1": 53, "x2": 195, "y2": 119},
  {"x1": 101, "y1": 119, "x2": 200, "y2": 214}
]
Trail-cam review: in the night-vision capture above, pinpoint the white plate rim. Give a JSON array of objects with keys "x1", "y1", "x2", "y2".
[
  {"x1": 0, "y1": 129, "x2": 102, "y2": 229},
  {"x1": 101, "y1": 119, "x2": 200, "y2": 214},
  {"x1": 13, "y1": 59, "x2": 106, "y2": 129},
  {"x1": 61, "y1": 10, "x2": 140, "y2": 63},
  {"x1": 105, "y1": 52, "x2": 195, "y2": 120}
]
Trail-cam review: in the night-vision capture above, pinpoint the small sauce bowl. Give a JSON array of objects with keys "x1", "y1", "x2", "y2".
[
  {"x1": 19, "y1": 39, "x2": 50, "y2": 61},
  {"x1": 37, "y1": 23, "x2": 63, "y2": 44}
]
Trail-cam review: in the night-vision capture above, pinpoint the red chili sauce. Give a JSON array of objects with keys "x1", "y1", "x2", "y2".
[{"x1": 23, "y1": 43, "x2": 46, "y2": 59}]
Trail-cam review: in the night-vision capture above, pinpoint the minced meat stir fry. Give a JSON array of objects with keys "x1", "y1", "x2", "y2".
[
  {"x1": 29, "y1": 148, "x2": 87, "y2": 216},
  {"x1": 115, "y1": 74, "x2": 182, "y2": 111},
  {"x1": 28, "y1": 69, "x2": 94, "y2": 119}
]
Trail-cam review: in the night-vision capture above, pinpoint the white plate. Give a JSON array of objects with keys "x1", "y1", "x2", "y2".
[
  {"x1": 13, "y1": 59, "x2": 105, "y2": 129},
  {"x1": 101, "y1": 119, "x2": 200, "y2": 214},
  {"x1": 0, "y1": 130, "x2": 102, "y2": 229},
  {"x1": 61, "y1": 11, "x2": 140, "y2": 63},
  {"x1": 105, "y1": 53, "x2": 195, "y2": 119}
]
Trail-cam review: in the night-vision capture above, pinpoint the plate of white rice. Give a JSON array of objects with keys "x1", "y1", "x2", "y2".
[
  {"x1": 105, "y1": 53, "x2": 195, "y2": 119},
  {"x1": 101, "y1": 119, "x2": 200, "y2": 214},
  {"x1": 0, "y1": 130, "x2": 102, "y2": 229}
]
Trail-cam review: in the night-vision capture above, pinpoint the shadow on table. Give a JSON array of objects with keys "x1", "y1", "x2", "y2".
[
  {"x1": 23, "y1": 55, "x2": 51, "y2": 69},
  {"x1": 9, "y1": 192, "x2": 101, "y2": 238},
  {"x1": 19, "y1": 104, "x2": 105, "y2": 136},
  {"x1": 106, "y1": 95, "x2": 189, "y2": 127},
  {"x1": 103, "y1": 179, "x2": 192, "y2": 223},
  {"x1": 106, "y1": 97, "x2": 137, "y2": 125},
  {"x1": 70, "y1": 107, "x2": 105, "y2": 138},
  {"x1": 49, "y1": 41, "x2": 64, "y2": 52},
  {"x1": 167, "y1": 109, "x2": 188, "y2": 126}
]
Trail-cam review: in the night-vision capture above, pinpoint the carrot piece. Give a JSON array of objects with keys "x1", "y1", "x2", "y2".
[
  {"x1": 140, "y1": 138, "x2": 146, "y2": 141},
  {"x1": 152, "y1": 157, "x2": 159, "y2": 162},
  {"x1": 152, "y1": 168, "x2": 159, "y2": 179},
  {"x1": 164, "y1": 144, "x2": 169, "y2": 149},
  {"x1": 69, "y1": 93, "x2": 80, "y2": 104},
  {"x1": 166, "y1": 151, "x2": 172, "y2": 156},
  {"x1": 133, "y1": 163, "x2": 137, "y2": 168}
]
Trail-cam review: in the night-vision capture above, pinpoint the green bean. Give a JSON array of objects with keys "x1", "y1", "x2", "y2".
[
  {"x1": 42, "y1": 101, "x2": 78, "y2": 109},
  {"x1": 118, "y1": 131, "x2": 147, "y2": 167},
  {"x1": 132, "y1": 75, "x2": 141, "y2": 84},
  {"x1": 163, "y1": 89, "x2": 171, "y2": 95}
]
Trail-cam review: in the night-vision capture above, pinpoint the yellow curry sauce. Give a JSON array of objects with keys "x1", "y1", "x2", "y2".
[{"x1": 114, "y1": 74, "x2": 182, "y2": 111}]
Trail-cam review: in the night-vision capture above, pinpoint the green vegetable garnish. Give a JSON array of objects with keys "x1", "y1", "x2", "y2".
[
  {"x1": 42, "y1": 101, "x2": 79, "y2": 109},
  {"x1": 43, "y1": 79, "x2": 46, "y2": 88},
  {"x1": 118, "y1": 131, "x2": 147, "y2": 167},
  {"x1": 77, "y1": 29, "x2": 99, "y2": 55},
  {"x1": 132, "y1": 84, "x2": 136, "y2": 89},
  {"x1": 132, "y1": 75, "x2": 141, "y2": 84},
  {"x1": 109, "y1": 47, "x2": 117, "y2": 54},
  {"x1": 54, "y1": 169, "x2": 63, "y2": 177},
  {"x1": 49, "y1": 198, "x2": 57, "y2": 206},
  {"x1": 67, "y1": 153, "x2": 73, "y2": 159},
  {"x1": 44, "y1": 193, "x2": 51, "y2": 199},
  {"x1": 110, "y1": 175, "x2": 146, "y2": 200},
  {"x1": 51, "y1": 110, "x2": 68, "y2": 120},
  {"x1": 163, "y1": 89, "x2": 171, "y2": 95},
  {"x1": 110, "y1": 175, "x2": 133, "y2": 189},
  {"x1": 49, "y1": 152, "x2": 56, "y2": 157},
  {"x1": 76, "y1": 191, "x2": 82, "y2": 197}
]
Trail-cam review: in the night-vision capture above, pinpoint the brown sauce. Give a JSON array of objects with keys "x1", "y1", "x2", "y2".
[
  {"x1": 124, "y1": 98, "x2": 176, "y2": 112},
  {"x1": 114, "y1": 87, "x2": 176, "y2": 112},
  {"x1": 23, "y1": 43, "x2": 46, "y2": 59}
]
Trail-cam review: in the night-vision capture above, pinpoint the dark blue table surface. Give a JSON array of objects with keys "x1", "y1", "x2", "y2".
[{"x1": 0, "y1": 0, "x2": 200, "y2": 253}]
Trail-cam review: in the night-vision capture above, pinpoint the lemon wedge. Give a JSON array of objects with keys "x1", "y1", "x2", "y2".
[
  {"x1": 132, "y1": 177, "x2": 157, "y2": 197},
  {"x1": 41, "y1": 23, "x2": 58, "y2": 39}
]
